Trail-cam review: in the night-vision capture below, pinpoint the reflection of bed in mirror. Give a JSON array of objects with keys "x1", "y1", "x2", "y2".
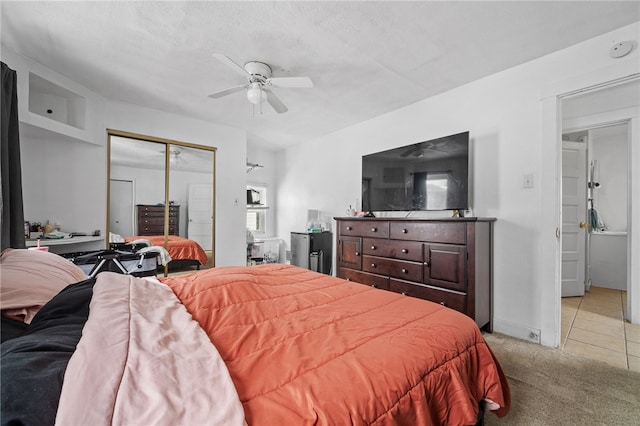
[{"x1": 125, "y1": 235, "x2": 209, "y2": 270}]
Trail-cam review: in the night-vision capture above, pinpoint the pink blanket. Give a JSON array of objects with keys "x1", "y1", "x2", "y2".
[{"x1": 55, "y1": 272, "x2": 245, "y2": 425}]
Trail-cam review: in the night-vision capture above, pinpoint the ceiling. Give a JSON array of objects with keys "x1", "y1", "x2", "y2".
[{"x1": 2, "y1": 1, "x2": 639, "y2": 151}]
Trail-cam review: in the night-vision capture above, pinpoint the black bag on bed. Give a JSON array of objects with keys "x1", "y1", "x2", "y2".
[{"x1": 63, "y1": 249, "x2": 159, "y2": 278}]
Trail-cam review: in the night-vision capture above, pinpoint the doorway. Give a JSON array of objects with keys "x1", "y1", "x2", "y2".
[
  {"x1": 558, "y1": 80, "x2": 637, "y2": 363},
  {"x1": 109, "y1": 179, "x2": 134, "y2": 237}
]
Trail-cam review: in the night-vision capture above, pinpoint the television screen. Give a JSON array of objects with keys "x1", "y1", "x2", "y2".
[{"x1": 362, "y1": 131, "x2": 469, "y2": 212}]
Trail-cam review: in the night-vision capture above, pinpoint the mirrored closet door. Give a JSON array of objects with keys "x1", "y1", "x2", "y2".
[{"x1": 107, "y1": 131, "x2": 216, "y2": 275}]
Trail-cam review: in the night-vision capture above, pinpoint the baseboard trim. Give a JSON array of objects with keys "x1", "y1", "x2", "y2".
[{"x1": 492, "y1": 317, "x2": 541, "y2": 344}]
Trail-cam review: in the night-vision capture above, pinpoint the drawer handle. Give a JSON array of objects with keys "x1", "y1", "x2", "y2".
[
  {"x1": 401, "y1": 268, "x2": 408, "y2": 274},
  {"x1": 402, "y1": 228, "x2": 408, "y2": 233},
  {"x1": 346, "y1": 226, "x2": 352, "y2": 230},
  {"x1": 424, "y1": 261, "x2": 430, "y2": 267},
  {"x1": 440, "y1": 301, "x2": 446, "y2": 306},
  {"x1": 401, "y1": 292, "x2": 407, "y2": 296},
  {"x1": 371, "y1": 263, "x2": 377, "y2": 268},
  {"x1": 371, "y1": 227, "x2": 377, "y2": 232},
  {"x1": 371, "y1": 245, "x2": 376, "y2": 250},
  {"x1": 401, "y1": 249, "x2": 408, "y2": 253},
  {"x1": 346, "y1": 278, "x2": 351, "y2": 281},
  {"x1": 355, "y1": 251, "x2": 360, "y2": 256},
  {"x1": 371, "y1": 284, "x2": 377, "y2": 288}
]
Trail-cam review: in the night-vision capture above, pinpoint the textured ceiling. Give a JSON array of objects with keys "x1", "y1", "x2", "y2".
[{"x1": 1, "y1": 1, "x2": 639, "y2": 151}]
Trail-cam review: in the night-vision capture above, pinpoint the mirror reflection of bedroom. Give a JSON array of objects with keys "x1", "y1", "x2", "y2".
[{"x1": 108, "y1": 132, "x2": 215, "y2": 276}]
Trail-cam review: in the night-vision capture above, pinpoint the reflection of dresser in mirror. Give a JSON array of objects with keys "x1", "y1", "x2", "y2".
[{"x1": 137, "y1": 205, "x2": 180, "y2": 236}]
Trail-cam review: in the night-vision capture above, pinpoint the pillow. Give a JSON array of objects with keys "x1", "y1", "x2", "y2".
[{"x1": 0, "y1": 248, "x2": 88, "y2": 324}]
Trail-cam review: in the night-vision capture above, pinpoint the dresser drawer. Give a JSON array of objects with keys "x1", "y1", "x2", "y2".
[
  {"x1": 138, "y1": 209, "x2": 165, "y2": 218},
  {"x1": 139, "y1": 225, "x2": 178, "y2": 235},
  {"x1": 339, "y1": 220, "x2": 389, "y2": 238},
  {"x1": 363, "y1": 238, "x2": 422, "y2": 261},
  {"x1": 138, "y1": 206, "x2": 179, "y2": 216},
  {"x1": 139, "y1": 225, "x2": 165, "y2": 235},
  {"x1": 390, "y1": 221, "x2": 466, "y2": 244},
  {"x1": 138, "y1": 216, "x2": 178, "y2": 226},
  {"x1": 390, "y1": 280, "x2": 466, "y2": 313},
  {"x1": 339, "y1": 268, "x2": 389, "y2": 290},
  {"x1": 363, "y1": 256, "x2": 422, "y2": 282}
]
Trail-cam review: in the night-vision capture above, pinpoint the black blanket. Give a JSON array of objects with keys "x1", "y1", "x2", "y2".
[{"x1": 0, "y1": 278, "x2": 95, "y2": 426}]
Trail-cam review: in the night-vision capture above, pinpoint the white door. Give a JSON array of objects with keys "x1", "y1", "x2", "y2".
[
  {"x1": 110, "y1": 179, "x2": 134, "y2": 237},
  {"x1": 188, "y1": 183, "x2": 213, "y2": 250},
  {"x1": 561, "y1": 141, "x2": 588, "y2": 297}
]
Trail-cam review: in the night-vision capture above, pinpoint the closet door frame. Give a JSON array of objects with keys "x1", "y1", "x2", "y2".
[{"x1": 106, "y1": 129, "x2": 217, "y2": 274}]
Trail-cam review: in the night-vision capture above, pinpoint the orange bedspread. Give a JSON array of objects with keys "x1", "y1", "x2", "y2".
[
  {"x1": 163, "y1": 264, "x2": 510, "y2": 425},
  {"x1": 125, "y1": 235, "x2": 208, "y2": 265}
]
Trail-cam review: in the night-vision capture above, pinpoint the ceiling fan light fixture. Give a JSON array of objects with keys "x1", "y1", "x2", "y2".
[
  {"x1": 169, "y1": 148, "x2": 181, "y2": 164},
  {"x1": 247, "y1": 83, "x2": 268, "y2": 105}
]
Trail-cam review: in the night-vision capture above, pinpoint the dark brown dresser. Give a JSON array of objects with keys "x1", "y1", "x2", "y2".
[
  {"x1": 137, "y1": 204, "x2": 180, "y2": 236},
  {"x1": 335, "y1": 217, "x2": 494, "y2": 331}
]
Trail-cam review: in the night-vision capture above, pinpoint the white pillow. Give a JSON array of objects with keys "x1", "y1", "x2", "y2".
[{"x1": 0, "y1": 248, "x2": 88, "y2": 323}]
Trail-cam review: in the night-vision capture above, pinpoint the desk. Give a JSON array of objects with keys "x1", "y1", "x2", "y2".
[
  {"x1": 26, "y1": 236, "x2": 105, "y2": 254},
  {"x1": 25, "y1": 236, "x2": 104, "y2": 247}
]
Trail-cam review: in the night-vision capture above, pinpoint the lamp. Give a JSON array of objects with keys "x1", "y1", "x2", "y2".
[{"x1": 246, "y1": 82, "x2": 268, "y2": 105}]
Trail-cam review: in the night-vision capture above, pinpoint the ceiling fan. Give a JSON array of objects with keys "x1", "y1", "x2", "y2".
[
  {"x1": 169, "y1": 147, "x2": 183, "y2": 164},
  {"x1": 208, "y1": 54, "x2": 313, "y2": 114},
  {"x1": 400, "y1": 140, "x2": 450, "y2": 158}
]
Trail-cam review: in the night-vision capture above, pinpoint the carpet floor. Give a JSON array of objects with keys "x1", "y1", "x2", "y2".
[{"x1": 483, "y1": 332, "x2": 640, "y2": 425}]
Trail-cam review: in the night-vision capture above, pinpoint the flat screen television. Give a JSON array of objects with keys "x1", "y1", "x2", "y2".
[{"x1": 362, "y1": 131, "x2": 469, "y2": 212}]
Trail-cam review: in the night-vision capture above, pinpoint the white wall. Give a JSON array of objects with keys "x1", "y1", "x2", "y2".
[
  {"x1": 20, "y1": 128, "x2": 105, "y2": 253},
  {"x1": 276, "y1": 22, "x2": 640, "y2": 345},
  {"x1": 4, "y1": 45, "x2": 107, "y2": 253},
  {"x1": 106, "y1": 101, "x2": 247, "y2": 266},
  {"x1": 591, "y1": 126, "x2": 628, "y2": 231}
]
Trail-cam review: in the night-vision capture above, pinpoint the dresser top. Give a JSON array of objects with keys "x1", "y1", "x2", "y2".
[{"x1": 334, "y1": 216, "x2": 495, "y2": 222}]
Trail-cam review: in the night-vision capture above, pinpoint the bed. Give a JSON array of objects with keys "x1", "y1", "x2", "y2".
[
  {"x1": 124, "y1": 234, "x2": 208, "y2": 268},
  {"x1": 1, "y1": 249, "x2": 510, "y2": 425}
]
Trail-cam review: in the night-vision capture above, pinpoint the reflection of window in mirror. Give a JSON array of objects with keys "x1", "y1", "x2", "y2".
[{"x1": 247, "y1": 185, "x2": 268, "y2": 236}]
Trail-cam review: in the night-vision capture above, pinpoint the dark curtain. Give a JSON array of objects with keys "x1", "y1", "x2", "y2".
[{"x1": 1, "y1": 62, "x2": 26, "y2": 249}]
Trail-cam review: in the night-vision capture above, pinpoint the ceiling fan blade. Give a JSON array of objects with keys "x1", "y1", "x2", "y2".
[
  {"x1": 269, "y1": 76, "x2": 313, "y2": 88},
  {"x1": 264, "y1": 89, "x2": 288, "y2": 113},
  {"x1": 207, "y1": 85, "x2": 246, "y2": 99},
  {"x1": 400, "y1": 145, "x2": 420, "y2": 157},
  {"x1": 212, "y1": 54, "x2": 250, "y2": 77}
]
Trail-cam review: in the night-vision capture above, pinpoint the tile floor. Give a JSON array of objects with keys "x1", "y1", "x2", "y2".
[{"x1": 562, "y1": 286, "x2": 640, "y2": 371}]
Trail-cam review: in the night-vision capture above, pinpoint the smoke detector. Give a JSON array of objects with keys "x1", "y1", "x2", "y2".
[{"x1": 609, "y1": 41, "x2": 634, "y2": 58}]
